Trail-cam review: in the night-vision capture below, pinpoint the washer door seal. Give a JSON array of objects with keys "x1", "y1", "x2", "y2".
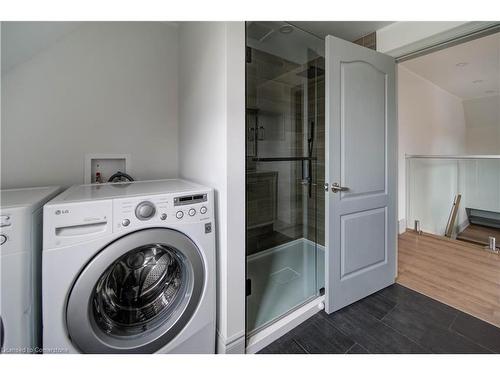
[{"x1": 66, "y1": 228, "x2": 205, "y2": 353}]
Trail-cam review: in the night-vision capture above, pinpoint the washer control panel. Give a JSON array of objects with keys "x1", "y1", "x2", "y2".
[
  {"x1": 113, "y1": 191, "x2": 211, "y2": 232},
  {"x1": 0, "y1": 214, "x2": 10, "y2": 247},
  {"x1": 0, "y1": 215, "x2": 11, "y2": 228},
  {"x1": 135, "y1": 201, "x2": 156, "y2": 220},
  {"x1": 0, "y1": 209, "x2": 28, "y2": 254}
]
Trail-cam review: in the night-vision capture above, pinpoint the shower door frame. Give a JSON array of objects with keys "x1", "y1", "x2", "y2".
[
  {"x1": 244, "y1": 22, "x2": 326, "y2": 344},
  {"x1": 245, "y1": 80, "x2": 323, "y2": 337}
]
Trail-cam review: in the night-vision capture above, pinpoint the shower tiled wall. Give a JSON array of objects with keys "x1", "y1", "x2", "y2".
[
  {"x1": 353, "y1": 32, "x2": 377, "y2": 50},
  {"x1": 245, "y1": 47, "x2": 306, "y2": 255}
]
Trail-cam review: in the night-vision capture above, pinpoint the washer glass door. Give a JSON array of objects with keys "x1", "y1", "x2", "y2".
[{"x1": 66, "y1": 228, "x2": 205, "y2": 353}]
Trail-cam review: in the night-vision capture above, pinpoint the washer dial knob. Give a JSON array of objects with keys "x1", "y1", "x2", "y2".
[{"x1": 135, "y1": 201, "x2": 156, "y2": 220}]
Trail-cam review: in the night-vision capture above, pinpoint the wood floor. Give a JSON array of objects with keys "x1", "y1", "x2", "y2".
[
  {"x1": 457, "y1": 224, "x2": 500, "y2": 248},
  {"x1": 398, "y1": 231, "x2": 500, "y2": 328}
]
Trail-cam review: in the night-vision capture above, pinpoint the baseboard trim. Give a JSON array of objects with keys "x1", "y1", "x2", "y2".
[
  {"x1": 399, "y1": 219, "x2": 407, "y2": 234},
  {"x1": 216, "y1": 331, "x2": 245, "y2": 354}
]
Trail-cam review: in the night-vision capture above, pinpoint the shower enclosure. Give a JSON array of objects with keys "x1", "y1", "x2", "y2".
[{"x1": 245, "y1": 21, "x2": 325, "y2": 334}]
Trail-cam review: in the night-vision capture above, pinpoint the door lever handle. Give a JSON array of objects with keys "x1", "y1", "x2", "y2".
[{"x1": 331, "y1": 183, "x2": 349, "y2": 193}]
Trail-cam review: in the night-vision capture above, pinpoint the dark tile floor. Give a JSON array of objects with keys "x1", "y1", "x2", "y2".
[{"x1": 258, "y1": 284, "x2": 500, "y2": 354}]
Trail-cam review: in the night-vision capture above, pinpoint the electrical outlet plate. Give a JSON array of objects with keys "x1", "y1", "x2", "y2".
[{"x1": 84, "y1": 153, "x2": 131, "y2": 184}]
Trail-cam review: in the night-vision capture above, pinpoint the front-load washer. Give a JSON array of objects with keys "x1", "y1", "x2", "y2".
[
  {"x1": 0, "y1": 186, "x2": 61, "y2": 353},
  {"x1": 42, "y1": 179, "x2": 215, "y2": 354}
]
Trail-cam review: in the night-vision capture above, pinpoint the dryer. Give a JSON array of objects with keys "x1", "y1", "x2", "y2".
[
  {"x1": 0, "y1": 186, "x2": 61, "y2": 353},
  {"x1": 42, "y1": 179, "x2": 215, "y2": 353}
]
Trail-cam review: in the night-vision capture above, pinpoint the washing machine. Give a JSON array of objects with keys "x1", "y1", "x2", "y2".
[
  {"x1": 0, "y1": 186, "x2": 61, "y2": 353},
  {"x1": 42, "y1": 179, "x2": 215, "y2": 354}
]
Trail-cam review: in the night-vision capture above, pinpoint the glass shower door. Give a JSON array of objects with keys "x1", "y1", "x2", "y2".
[{"x1": 245, "y1": 22, "x2": 325, "y2": 334}]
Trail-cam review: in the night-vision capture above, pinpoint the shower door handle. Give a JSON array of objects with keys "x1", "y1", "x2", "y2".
[{"x1": 331, "y1": 183, "x2": 349, "y2": 193}]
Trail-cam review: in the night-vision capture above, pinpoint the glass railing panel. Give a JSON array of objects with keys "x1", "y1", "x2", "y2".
[{"x1": 406, "y1": 155, "x2": 500, "y2": 248}]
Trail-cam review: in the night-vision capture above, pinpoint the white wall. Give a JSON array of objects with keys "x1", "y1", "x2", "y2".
[
  {"x1": 178, "y1": 22, "x2": 246, "y2": 354},
  {"x1": 464, "y1": 95, "x2": 500, "y2": 154},
  {"x1": 3, "y1": 21, "x2": 247, "y2": 353},
  {"x1": 1, "y1": 22, "x2": 179, "y2": 188},
  {"x1": 398, "y1": 65, "x2": 467, "y2": 233}
]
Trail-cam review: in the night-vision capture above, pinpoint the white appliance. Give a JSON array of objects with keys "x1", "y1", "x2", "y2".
[
  {"x1": 42, "y1": 179, "x2": 215, "y2": 354},
  {"x1": 0, "y1": 186, "x2": 61, "y2": 353}
]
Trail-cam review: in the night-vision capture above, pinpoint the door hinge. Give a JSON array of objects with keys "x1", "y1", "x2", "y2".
[
  {"x1": 246, "y1": 278, "x2": 252, "y2": 296},
  {"x1": 246, "y1": 46, "x2": 252, "y2": 64}
]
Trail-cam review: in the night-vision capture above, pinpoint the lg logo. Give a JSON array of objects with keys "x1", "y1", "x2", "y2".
[{"x1": 55, "y1": 209, "x2": 70, "y2": 215}]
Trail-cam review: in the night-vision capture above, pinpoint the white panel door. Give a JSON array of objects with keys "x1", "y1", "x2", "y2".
[{"x1": 325, "y1": 35, "x2": 397, "y2": 313}]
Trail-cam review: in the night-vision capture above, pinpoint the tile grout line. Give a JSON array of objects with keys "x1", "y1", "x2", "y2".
[
  {"x1": 357, "y1": 343, "x2": 370, "y2": 354},
  {"x1": 447, "y1": 314, "x2": 497, "y2": 353},
  {"x1": 378, "y1": 294, "x2": 445, "y2": 353},
  {"x1": 449, "y1": 326, "x2": 496, "y2": 354},
  {"x1": 364, "y1": 302, "x2": 430, "y2": 353},
  {"x1": 317, "y1": 311, "x2": 354, "y2": 339},
  {"x1": 292, "y1": 337, "x2": 310, "y2": 354},
  {"x1": 376, "y1": 321, "x2": 431, "y2": 353},
  {"x1": 457, "y1": 333, "x2": 495, "y2": 353},
  {"x1": 295, "y1": 314, "x2": 363, "y2": 354},
  {"x1": 344, "y1": 342, "x2": 357, "y2": 354},
  {"x1": 379, "y1": 303, "x2": 398, "y2": 321},
  {"x1": 379, "y1": 299, "x2": 491, "y2": 354},
  {"x1": 319, "y1": 286, "x2": 438, "y2": 352},
  {"x1": 447, "y1": 313, "x2": 459, "y2": 331},
  {"x1": 320, "y1": 305, "x2": 428, "y2": 354}
]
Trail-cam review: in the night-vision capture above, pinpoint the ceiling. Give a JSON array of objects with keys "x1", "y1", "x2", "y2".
[
  {"x1": 290, "y1": 21, "x2": 394, "y2": 41},
  {"x1": 2, "y1": 21, "x2": 393, "y2": 75},
  {"x1": 401, "y1": 32, "x2": 500, "y2": 100},
  {"x1": 1, "y1": 22, "x2": 82, "y2": 74}
]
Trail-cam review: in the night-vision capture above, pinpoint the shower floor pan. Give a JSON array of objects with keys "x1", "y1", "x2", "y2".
[{"x1": 246, "y1": 238, "x2": 325, "y2": 333}]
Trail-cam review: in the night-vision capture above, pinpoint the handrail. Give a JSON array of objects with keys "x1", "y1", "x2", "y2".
[
  {"x1": 406, "y1": 154, "x2": 500, "y2": 160},
  {"x1": 252, "y1": 157, "x2": 317, "y2": 162}
]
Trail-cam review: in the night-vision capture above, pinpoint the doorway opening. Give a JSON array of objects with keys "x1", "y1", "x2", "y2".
[{"x1": 398, "y1": 30, "x2": 500, "y2": 328}]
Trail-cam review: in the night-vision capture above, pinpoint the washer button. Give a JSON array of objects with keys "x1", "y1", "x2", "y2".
[
  {"x1": 188, "y1": 208, "x2": 196, "y2": 216},
  {"x1": 122, "y1": 219, "x2": 130, "y2": 227},
  {"x1": 176, "y1": 211, "x2": 184, "y2": 219},
  {"x1": 0, "y1": 234, "x2": 7, "y2": 245},
  {"x1": 200, "y1": 206, "x2": 207, "y2": 214},
  {"x1": 160, "y1": 213, "x2": 167, "y2": 220}
]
